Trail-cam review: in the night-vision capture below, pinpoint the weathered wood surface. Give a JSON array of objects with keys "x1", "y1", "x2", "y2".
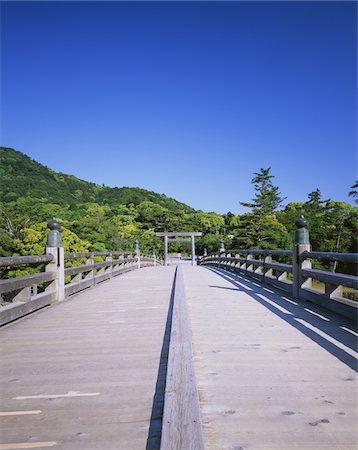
[
  {"x1": 182, "y1": 265, "x2": 358, "y2": 450},
  {"x1": 0, "y1": 272, "x2": 56, "y2": 294},
  {"x1": 301, "y1": 268, "x2": 358, "y2": 289},
  {"x1": 160, "y1": 266, "x2": 204, "y2": 450},
  {"x1": 300, "y1": 251, "x2": 358, "y2": 262},
  {"x1": 0, "y1": 266, "x2": 176, "y2": 450},
  {"x1": 155, "y1": 232, "x2": 202, "y2": 237},
  {"x1": 0, "y1": 255, "x2": 53, "y2": 267},
  {"x1": 1, "y1": 263, "x2": 357, "y2": 450}
]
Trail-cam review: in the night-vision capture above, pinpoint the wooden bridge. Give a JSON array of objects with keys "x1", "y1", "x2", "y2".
[{"x1": 1, "y1": 221, "x2": 357, "y2": 450}]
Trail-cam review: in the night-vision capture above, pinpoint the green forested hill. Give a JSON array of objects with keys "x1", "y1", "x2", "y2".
[
  {"x1": 0, "y1": 147, "x2": 224, "y2": 256},
  {"x1": 0, "y1": 147, "x2": 356, "y2": 273},
  {"x1": 0, "y1": 147, "x2": 194, "y2": 212}
]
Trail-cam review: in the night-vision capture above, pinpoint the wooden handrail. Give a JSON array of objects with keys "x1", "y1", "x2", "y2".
[{"x1": 0, "y1": 254, "x2": 54, "y2": 267}]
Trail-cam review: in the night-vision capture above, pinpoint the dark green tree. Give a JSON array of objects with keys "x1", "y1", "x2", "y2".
[
  {"x1": 231, "y1": 213, "x2": 292, "y2": 250},
  {"x1": 349, "y1": 181, "x2": 358, "y2": 204},
  {"x1": 304, "y1": 188, "x2": 330, "y2": 212},
  {"x1": 240, "y1": 167, "x2": 286, "y2": 215}
]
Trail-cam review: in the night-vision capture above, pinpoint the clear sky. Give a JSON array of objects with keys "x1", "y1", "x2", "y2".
[{"x1": 1, "y1": 1, "x2": 357, "y2": 214}]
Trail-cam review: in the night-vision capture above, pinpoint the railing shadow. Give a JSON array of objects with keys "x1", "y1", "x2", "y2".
[
  {"x1": 146, "y1": 268, "x2": 177, "y2": 450},
  {"x1": 205, "y1": 266, "x2": 357, "y2": 372}
]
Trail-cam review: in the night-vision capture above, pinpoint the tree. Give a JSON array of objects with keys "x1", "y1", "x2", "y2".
[
  {"x1": 231, "y1": 213, "x2": 292, "y2": 250},
  {"x1": 349, "y1": 181, "x2": 358, "y2": 204},
  {"x1": 0, "y1": 206, "x2": 30, "y2": 257},
  {"x1": 240, "y1": 167, "x2": 286, "y2": 215},
  {"x1": 304, "y1": 188, "x2": 330, "y2": 212},
  {"x1": 196, "y1": 233, "x2": 221, "y2": 255},
  {"x1": 6, "y1": 222, "x2": 91, "y2": 278}
]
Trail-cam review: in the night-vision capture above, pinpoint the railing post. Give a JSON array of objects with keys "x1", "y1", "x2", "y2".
[
  {"x1": 220, "y1": 239, "x2": 225, "y2": 253},
  {"x1": 86, "y1": 255, "x2": 95, "y2": 285},
  {"x1": 45, "y1": 218, "x2": 65, "y2": 303},
  {"x1": 263, "y1": 254, "x2": 273, "y2": 283},
  {"x1": 135, "y1": 240, "x2": 140, "y2": 269},
  {"x1": 152, "y1": 248, "x2": 157, "y2": 266},
  {"x1": 164, "y1": 235, "x2": 168, "y2": 266},
  {"x1": 246, "y1": 253, "x2": 253, "y2": 272},
  {"x1": 106, "y1": 254, "x2": 113, "y2": 277},
  {"x1": 119, "y1": 254, "x2": 125, "y2": 272},
  {"x1": 234, "y1": 253, "x2": 240, "y2": 272},
  {"x1": 13, "y1": 286, "x2": 31, "y2": 302},
  {"x1": 293, "y1": 216, "x2": 312, "y2": 299},
  {"x1": 191, "y1": 235, "x2": 196, "y2": 266}
]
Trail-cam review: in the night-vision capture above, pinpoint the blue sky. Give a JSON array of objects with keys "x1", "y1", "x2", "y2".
[{"x1": 1, "y1": 1, "x2": 357, "y2": 214}]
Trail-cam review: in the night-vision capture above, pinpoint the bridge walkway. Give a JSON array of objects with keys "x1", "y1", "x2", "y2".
[
  {"x1": 184, "y1": 265, "x2": 357, "y2": 450},
  {"x1": 0, "y1": 265, "x2": 357, "y2": 449}
]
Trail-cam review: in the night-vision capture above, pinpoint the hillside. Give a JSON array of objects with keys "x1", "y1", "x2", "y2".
[
  {"x1": 0, "y1": 147, "x2": 194, "y2": 213},
  {"x1": 0, "y1": 147, "x2": 356, "y2": 267}
]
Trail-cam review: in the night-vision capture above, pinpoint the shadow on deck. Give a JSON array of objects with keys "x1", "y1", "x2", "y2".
[{"x1": 206, "y1": 266, "x2": 357, "y2": 372}]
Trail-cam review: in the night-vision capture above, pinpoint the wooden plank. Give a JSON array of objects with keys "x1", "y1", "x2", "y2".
[
  {"x1": 300, "y1": 251, "x2": 358, "y2": 263},
  {"x1": 156, "y1": 232, "x2": 202, "y2": 237},
  {"x1": 0, "y1": 294, "x2": 53, "y2": 326},
  {"x1": 64, "y1": 278, "x2": 93, "y2": 296},
  {"x1": 160, "y1": 265, "x2": 204, "y2": 450},
  {"x1": 64, "y1": 264, "x2": 93, "y2": 276},
  {"x1": 0, "y1": 272, "x2": 56, "y2": 294},
  {"x1": 0, "y1": 255, "x2": 53, "y2": 267},
  {"x1": 301, "y1": 268, "x2": 358, "y2": 289},
  {"x1": 167, "y1": 238, "x2": 192, "y2": 243}
]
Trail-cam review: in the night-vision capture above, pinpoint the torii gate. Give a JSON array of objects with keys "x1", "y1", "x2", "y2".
[{"x1": 156, "y1": 232, "x2": 202, "y2": 266}]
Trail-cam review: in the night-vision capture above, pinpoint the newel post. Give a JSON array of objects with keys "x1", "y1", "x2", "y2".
[
  {"x1": 292, "y1": 216, "x2": 312, "y2": 299},
  {"x1": 135, "y1": 240, "x2": 141, "y2": 269},
  {"x1": 45, "y1": 218, "x2": 65, "y2": 303}
]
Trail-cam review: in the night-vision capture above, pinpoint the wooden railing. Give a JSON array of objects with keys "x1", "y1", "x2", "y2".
[
  {"x1": 198, "y1": 250, "x2": 358, "y2": 321},
  {"x1": 0, "y1": 251, "x2": 160, "y2": 327}
]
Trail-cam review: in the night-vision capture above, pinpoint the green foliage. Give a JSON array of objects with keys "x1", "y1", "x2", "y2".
[
  {"x1": 0, "y1": 205, "x2": 30, "y2": 257},
  {"x1": 240, "y1": 167, "x2": 286, "y2": 215},
  {"x1": 0, "y1": 147, "x2": 357, "y2": 263},
  {"x1": 11, "y1": 222, "x2": 91, "y2": 256},
  {"x1": 277, "y1": 192, "x2": 357, "y2": 254},
  {"x1": 197, "y1": 233, "x2": 221, "y2": 255},
  {"x1": 276, "y1": 193, "x2": 357, "y2": 273},
  {"x1": 0, "y1": 147, "x2": 194, "y2": 214},
  {"x1": 349, "y1": 181, "x2": 358, "y2": 204},
  {"x1": 5, "y1": 222, "x2": 91, "y2": 278},
  {"x1": 230, "y1": 213, "x2": 292, "y2": 250},
  {"x1": 90, "y1": 242, "x2": 108, "y2": 252}
]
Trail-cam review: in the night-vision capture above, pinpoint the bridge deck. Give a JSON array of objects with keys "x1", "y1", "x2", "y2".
[
  {"x1": 1, "y1": 265, "x2": 357, "y2": 449},
  {"x1": 0, "y1": 266, "x2": 176, "y2": 450},
  {"x1": 184, "y1": 265, "x2": 358, "y2": 450}
]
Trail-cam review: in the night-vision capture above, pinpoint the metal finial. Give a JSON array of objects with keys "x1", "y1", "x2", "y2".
[
  {"x1": 294, "y1": 216, "x2": 310, "y2": 244},
  {"x1": 295, "y1": 215, "x2": 308, "y2": 229},
  {"x1": 46, "y1": 218, "x2": 62, "y2": 247},
  {"x1": 47, "y1": 218, "x2": 61, "y2": 231}
]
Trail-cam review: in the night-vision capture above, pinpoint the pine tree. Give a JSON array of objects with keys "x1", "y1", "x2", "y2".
[
  {"x1": 349, "y1": 181, "x2": 358, "y2": 204},
  {"x1": 305, "y1": 188, "x2": 330, "y2": 212},
  {"x1": 240, "y1": 167, "x2": 286, "y2": 215}
]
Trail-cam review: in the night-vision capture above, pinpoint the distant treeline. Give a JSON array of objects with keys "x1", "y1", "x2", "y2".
[{"x1": 1, "y1": 147, "x2": 357, "y2": 274}]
